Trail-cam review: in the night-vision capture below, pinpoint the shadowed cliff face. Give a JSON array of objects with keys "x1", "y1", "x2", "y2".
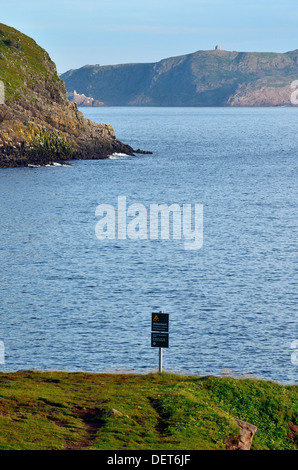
[
  {"x1": 0, "y1": 23, "x2": 134, "y2": 167},
  {"x1": 61, "y1": 49, "x2": 298, "y2": 107}
]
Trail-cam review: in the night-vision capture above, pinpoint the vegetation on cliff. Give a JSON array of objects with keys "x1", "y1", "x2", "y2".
[
  {"x1": 0, "y1": 371, "x2": 297, "y2": 450},
  {"x1": 0, "y1": 23, "x2": 134, "y2": 167},
  {"x1": 61, "y1": 48, "x2": 298, "y2": 107}
]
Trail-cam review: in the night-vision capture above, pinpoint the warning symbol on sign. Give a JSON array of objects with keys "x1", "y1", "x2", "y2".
[{"x1": 153, "y1": 315, "x2": 159, "y2": 322}]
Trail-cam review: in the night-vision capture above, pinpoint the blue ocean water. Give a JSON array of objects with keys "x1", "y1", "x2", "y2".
[{"x1": 0, "y1": 107, "x2": 297, "y2": 383}]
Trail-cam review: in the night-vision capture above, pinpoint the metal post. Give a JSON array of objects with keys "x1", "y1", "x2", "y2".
[
  {"x1": 159, "y1": 347, "x2": 163, "y2": 373},
  {"x1": 159, "y1": 311, "x2": 163, "y2": 373}
]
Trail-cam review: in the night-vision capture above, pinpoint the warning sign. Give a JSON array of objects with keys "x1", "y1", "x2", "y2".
[{"x1": 151, "y1": 312, "x2": 169, "y2": 332}]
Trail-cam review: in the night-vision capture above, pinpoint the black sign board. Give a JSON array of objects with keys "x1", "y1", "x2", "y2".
[
  {"x1": 151, "y1": 313, "x2": 169, "y2": 333},
  {"x1": 151, "y1": 332, "x2": 169, "y2": 348}
]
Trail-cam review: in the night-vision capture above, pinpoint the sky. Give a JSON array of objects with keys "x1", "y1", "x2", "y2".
[{"x1": 1, "y1": 0, "x2": 298, "y2": 73}]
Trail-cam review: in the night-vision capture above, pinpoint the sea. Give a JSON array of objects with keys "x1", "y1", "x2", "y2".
[{"x1": 0, "y1": 107, "x2": 297, "y2": 384}]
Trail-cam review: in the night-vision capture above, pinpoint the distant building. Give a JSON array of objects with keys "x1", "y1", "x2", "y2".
[{"x1": 215, "y1": 45, "x2": 220, "y2": 50}]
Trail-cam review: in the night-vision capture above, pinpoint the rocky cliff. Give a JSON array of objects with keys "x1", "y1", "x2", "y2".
[
  {"x1": 61, "y1": 49, "x2": 298, "y2": 107},
  {"x1": 0, "y1": 24, "x2": 135, "y2": 167}
]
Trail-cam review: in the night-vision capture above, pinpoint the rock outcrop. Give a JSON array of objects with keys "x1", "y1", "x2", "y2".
[
  {"x1": 288, "y1": 421, "x2": 298, "y2": 442},
  {"x1": 224, "y1": 419, "x2": 257, "y2": 450},
  {"x1": 0, "y1": 23, "x2": 136, "y2": 167}
]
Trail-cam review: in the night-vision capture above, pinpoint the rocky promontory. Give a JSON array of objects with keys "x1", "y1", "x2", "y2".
[{"x1": 0, "y1": 23, "x2": 139, "y2": 168}]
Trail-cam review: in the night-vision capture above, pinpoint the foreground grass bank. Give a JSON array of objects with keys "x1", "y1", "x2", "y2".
[{"x1": 0, "y1": 371, "x2": 296, "y2": 450}]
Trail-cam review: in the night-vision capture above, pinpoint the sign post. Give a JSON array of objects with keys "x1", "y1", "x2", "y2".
[
  {"x1": 159, "y1": 347, "x2": 163, "y2": 374},
  {"x1": 151, "y1": 311, "x2": 169, "y2": 373}
]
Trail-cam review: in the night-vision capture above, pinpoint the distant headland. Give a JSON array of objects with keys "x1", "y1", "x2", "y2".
[{"x1": 61, "y1": 46, "x2": 298, "y2": 107}]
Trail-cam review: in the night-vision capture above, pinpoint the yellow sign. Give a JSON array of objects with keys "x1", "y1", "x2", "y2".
[{"x1": 153, "y1": 315, "x2": 159, "y2": 322}]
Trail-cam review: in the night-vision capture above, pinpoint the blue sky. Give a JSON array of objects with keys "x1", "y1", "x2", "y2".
[{"x1": 1, "y1": 0, "x2": 298, "y2": 73}]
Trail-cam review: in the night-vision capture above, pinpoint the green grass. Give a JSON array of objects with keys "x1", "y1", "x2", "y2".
[
  {"x1": 0, "y1": 371, "x2": 296, "y2": 450},
  {"x1": 0, "y1": 23, "x2": 62, "y2": 104}
]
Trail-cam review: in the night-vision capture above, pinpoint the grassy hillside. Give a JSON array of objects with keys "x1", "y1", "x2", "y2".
[
  {"x1": 0, "y1": 24, "x2": 64, "y2": 106},
  {"x1": 61, "y1": 49, "x2": 298, "y2": 106},
  {"x1": 0, "y1": 371, "x2": 296, "y2": 450}
]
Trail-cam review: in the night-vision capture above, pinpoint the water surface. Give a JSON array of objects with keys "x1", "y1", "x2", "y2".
[{"x1": 0, "y1": 107, "x2": 297, "y2": 383}]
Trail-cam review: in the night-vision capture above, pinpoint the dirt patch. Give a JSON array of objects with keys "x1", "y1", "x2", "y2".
[
  {"x1": 288, "y1": 421, "x2": 298, "y2": 442},
  {"x1": 65, "y1": 407, "x2": 106, "y2": 450}
]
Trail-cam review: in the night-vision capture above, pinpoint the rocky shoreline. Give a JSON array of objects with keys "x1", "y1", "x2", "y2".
[{"x1": 0, "y1": 23, "x2": 150, "y2": 168}]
